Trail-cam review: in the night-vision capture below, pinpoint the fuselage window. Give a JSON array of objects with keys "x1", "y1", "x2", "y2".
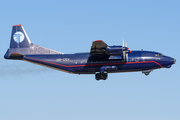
[
  {"x1": 160, "y1": 54, "x2": 164, "y2": 56},
  {"x1": 135, "y1": 58, "x2": 139, "y2": 62},
  {"x1": 155, "y1": 54, "x2": 160, "y2": 57},
  {"x1": 155, "y1": 54, "x2": 164, "y2": 57}
]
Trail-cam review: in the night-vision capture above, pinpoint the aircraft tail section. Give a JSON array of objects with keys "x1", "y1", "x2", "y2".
[
  {"x1": 4, "y1": 24, "x2": 63, "y2": 59},
  {"x1": 10, "y1": 24, "x2": 32, "y2": 48}
]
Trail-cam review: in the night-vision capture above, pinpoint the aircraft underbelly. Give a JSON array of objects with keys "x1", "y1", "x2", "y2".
[
  {"x1": 21, "y1": 54, "x2": 162, "y2": 75},
  {"x1": 74, "y1": 61, "x2": 161, "y2": 74}
]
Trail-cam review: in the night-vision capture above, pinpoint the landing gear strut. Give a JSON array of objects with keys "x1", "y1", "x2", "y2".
[{"x1": 95, "y1": 72, "x2": 108, "y2": 80}]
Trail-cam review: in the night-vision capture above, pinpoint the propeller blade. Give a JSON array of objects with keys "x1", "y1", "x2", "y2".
[
  {"x1": 125, "y1": 41, "x2": 128, "y2": 62},
  {"x1": 126, "y1": 53, "x2": 128, "y2": 62},
  {"x1": 122, "y1": 37, "x2": 125, "y2": 60},
  {"x1": 123, "y1": 37, "x2": 124, "y2": 47}
]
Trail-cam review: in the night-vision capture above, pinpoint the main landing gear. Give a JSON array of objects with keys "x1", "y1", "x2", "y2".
[{"x1": 95, "y1": 72, "x2": 108, "y2": 80}]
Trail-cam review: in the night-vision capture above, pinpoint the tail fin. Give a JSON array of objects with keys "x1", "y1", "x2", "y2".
[
  {"x1": 4, "y1": 24, "x2": 63, "y2": 59},
  {"x1": 10, "y1": 24, "x2": 32, "y2": 48}
]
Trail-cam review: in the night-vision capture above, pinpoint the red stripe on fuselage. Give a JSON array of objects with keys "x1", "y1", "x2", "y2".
[{"x1": 23, "y1": 57, "x2": 163, "y2": 68}]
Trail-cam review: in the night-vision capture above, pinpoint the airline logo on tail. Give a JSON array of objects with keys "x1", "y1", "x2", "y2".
[{"x1": 13, "y1": 31, "x2": 25, "y2": 43}]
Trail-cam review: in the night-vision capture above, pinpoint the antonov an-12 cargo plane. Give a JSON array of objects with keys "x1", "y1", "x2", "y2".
[{"x1": 4, "y1": 25, "x2": 176, "y2": 80}]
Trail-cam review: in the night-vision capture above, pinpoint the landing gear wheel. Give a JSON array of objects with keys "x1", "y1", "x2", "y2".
[
  {"x1": 95, "y1": 72, "x2": 108, "y2": 80},
  {"x1": 145, "y1": 72, "x2": 149, "y2": 76},
  {"x1": 102, "y1": 73, "x2": 108, "y2": 80},
  {"x1": 95, "y1": 73, "x2": 101, "y2": 80}
]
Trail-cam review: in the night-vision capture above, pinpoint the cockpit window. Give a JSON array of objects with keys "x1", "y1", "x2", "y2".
[{"x1": 155, "y1": 54, "x2": 164, "y2": 57}]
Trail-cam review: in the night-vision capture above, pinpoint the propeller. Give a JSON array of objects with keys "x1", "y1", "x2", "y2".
[
  {"x1": 122, "y1": 37, "x2": 130, "y2": 62},
  {"x1": 123, "y1": 37, "x2": 125, "y2": 61},
  {"x1": 126, "y1": 41, "x2": 128, "y2": 62}
]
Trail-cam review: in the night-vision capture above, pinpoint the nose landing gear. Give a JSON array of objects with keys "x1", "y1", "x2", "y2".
[
  {"x1": 142, "y1": 69, "x2": 152, "y2": 76},
  {"x1": 95, "y1": 72, "x2": 108, "y2": 80},
  {"x1": 144, "y1": 72, "x2": 150, "y2": 76}
]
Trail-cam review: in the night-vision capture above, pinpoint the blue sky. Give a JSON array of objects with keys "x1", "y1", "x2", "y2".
[{"x1": 0, "y1": 0, "x2": 179, "y2": 120}]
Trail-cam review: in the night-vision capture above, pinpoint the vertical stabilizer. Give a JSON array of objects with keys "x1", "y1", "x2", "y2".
[
  {"x1": 4, "y1": 24, "x2": 63, "y2": 59},
  {"x1": 10, "y1": 24, "x2": 31, "y2": 48}
]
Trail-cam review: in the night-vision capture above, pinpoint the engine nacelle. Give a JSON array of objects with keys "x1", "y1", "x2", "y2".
[
  {"x1": 106, "y1": 46, "x2": 129, "y2": 52},
  {"x1": 105, "y1": 46, "x2": 129, "y2": 55}
]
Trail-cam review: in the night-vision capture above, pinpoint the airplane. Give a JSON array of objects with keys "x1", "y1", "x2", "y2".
[{"x1": 4, "y1": 24, "x2": 176, "y2": 80}]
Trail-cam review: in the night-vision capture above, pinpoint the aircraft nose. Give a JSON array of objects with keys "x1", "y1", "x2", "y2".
[
  {"x1": 164, "y1": 57, "x2": 176, "y2": 68},
  {"x1": 171, "y1": 58, "x2": 176, "y2": 64}
]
